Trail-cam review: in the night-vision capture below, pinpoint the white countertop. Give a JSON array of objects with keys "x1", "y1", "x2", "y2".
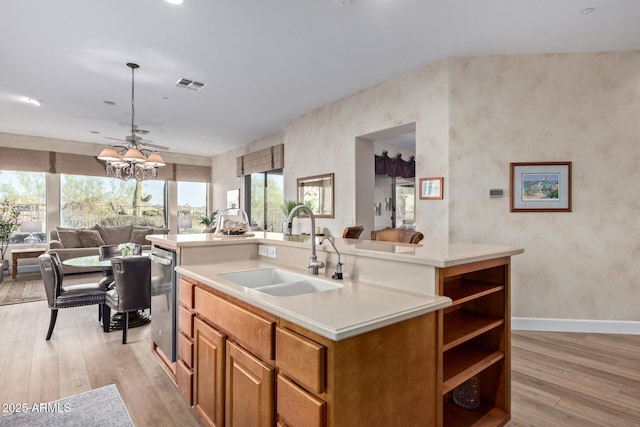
[
  {"x1": 176, "y1": 260, "x2": 452, "y2": 341},
  {"x1": 149, "y1": 232, "x2": 524, "y2": 268}
]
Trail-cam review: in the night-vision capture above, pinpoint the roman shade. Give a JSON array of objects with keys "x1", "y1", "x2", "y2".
[
  {"x1": 0, "y1": 147, "x2": 211, "y2": 182},
  {"x1": 236, "y1": 144, "x2": 284, "y2": 176}
]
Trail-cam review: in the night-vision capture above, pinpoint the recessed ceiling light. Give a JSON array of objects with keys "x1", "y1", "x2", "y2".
[
  {"x1": 103, "y1": 100, "x2": 116, "y2": 105},
  {"x1": 580, "y1": 7, "x2": 595, "y2": 15},
  {"x1": 165, "y1": 0, "x2": 183, "y2": 5},
  {"x1": 90, "y1": 130, "x2": 101, "y2": 134},
  {"x1": 25, "y1": 98, "x2": 43, "y2": 106}
]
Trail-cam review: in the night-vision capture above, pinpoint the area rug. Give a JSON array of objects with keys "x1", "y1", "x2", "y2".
[
  {"x1": 0, "y1": 384, "x2": 134, "y2": 427},
  {"x1": 0, "y1": 272, "x2": 104, "y2": 306}
]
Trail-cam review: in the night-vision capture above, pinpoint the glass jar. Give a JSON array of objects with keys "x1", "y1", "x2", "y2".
[
  {"x1": 214, "y1": 209, "x2": 250, "y2": 235},
  {"x1": 453, "y1": 375, "x2": 481, "y2": 409}
]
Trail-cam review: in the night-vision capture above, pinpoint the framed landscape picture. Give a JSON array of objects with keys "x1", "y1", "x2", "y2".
[
  {"x1": 419, "y1": 177, "x2": 443, "y2": 200},
  {"x1": 510, "y1": 162, "x2": 572, "y2": 212}
]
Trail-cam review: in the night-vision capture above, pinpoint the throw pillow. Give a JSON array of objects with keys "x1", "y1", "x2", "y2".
[
  {"x1": 95, "y1": 224, "x2": 133, "y2": 245},
  {"x1": 152, "y1": 227, "x2": 170, "y2": 235},
  {"x1": 57, "y1": 230, "x2": 83, "y2": 248},
  {"x1": 77, "y1": 229, "x2": 106, "y2": 247},
  {"x1": 130, "y1": 227, "x2": 153, "y2": 245}
]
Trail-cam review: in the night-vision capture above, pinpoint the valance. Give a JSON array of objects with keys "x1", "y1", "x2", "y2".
[{"x1": 375, "y1": 151, "x2": 415, "y2": 178}]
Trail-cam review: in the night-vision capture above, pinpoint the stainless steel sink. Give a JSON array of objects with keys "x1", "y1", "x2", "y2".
[{"x1": 219, "y1": 268, "x2": 343, "y2": 297}]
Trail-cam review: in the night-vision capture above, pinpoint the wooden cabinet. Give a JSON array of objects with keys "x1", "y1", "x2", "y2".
[
  {"x1": 226, "y1": 340, "x2": 275, "y2": 426},
  {"x1": 188, "y1": 285, "x2": 276, "y2": 427},
  {"x1": 177, "y1": 277, "x2": 196, "y2": 405},
  {"x1": 277, "y1": 374, "x2": 325, "y2": 427},
  {"x1": 438, "y1": 257, "x2": 511, "y2": 426},
  {"x1": 193, "y1": 317, "x2": 226, "y2": 427}
]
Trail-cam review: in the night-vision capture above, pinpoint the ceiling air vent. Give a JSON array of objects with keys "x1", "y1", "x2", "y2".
[{"x1": 176, "y1": 78, "x2": 206, "y2": 91}]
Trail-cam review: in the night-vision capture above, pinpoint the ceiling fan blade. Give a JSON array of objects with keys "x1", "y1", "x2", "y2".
[
  {"x1": 104, "y1": 136, "x2": 127, "y2": 142},
  {"x1": 139, "y1": 140, "x2": 170, "y2": 151}
]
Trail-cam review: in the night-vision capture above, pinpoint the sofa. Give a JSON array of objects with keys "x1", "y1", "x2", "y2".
[{"x1": 48, "y1": 224, "x2": 169, "y2": 274}]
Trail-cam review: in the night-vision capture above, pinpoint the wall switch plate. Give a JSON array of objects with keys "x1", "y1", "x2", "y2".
[
  {"x1": 267, "y1": 246, "x2": 277, "y2": 258},
  {"x1": 258, "y1": 245, "x2": 268, "y2": 256}
]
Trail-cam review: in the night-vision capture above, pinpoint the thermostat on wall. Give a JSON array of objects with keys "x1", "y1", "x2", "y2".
[{"x1": 489, "y1": 189, "x2": 503, "y2": 198}]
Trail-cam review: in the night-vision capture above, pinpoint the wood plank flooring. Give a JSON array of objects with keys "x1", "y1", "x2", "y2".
[
  {"x1": 0, "y1": 300, "x2": 200, "y2": 427},
  {"x1": 0, "y1": 300, "x2": 638, "y2": 426}
]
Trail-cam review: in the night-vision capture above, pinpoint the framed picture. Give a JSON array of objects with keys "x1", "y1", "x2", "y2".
[
  {"x1": 226, "y1": 189, "x2": 240, "y2": 209},
  {"x1": 419, "y1": 177, "x2": 443, "y2": 200},
  {"x1": 510, "y1": 162, "x2": 572, "y2": 212}
]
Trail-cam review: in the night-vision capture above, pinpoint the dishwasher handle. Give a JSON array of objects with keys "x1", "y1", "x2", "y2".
[{"x1": 149, "y1": 253, "x2": 173, "y2": 266}]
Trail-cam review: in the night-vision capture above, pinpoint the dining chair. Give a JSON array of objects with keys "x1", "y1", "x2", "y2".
[
  {"x1": 104, "y1": 255, "x2": 151, "y2": 344},
  {"x1": 342, "y1": 225, "x2": 365, "y2": 239},
  {"x1": 38, "y1": 253, "x2": 109, "y2": 340},
  {"x1": 98, "y1": 244, "x2": 142, "y2": 287},
  {"x1": 370, "y1": 227, "x2": 424, "y2": 244}
]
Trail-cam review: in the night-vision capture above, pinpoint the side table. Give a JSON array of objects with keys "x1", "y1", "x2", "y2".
[{"x1": 11, "y1": 248, "x2": 46, "y2": 279}]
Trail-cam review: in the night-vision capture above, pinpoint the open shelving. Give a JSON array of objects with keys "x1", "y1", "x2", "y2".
[{"x1": 438, "y1": 257, "x2": 511, "y2": 427}]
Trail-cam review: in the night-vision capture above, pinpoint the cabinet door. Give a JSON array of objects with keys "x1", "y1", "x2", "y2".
[
  {"x1": 194, "y1": 317, "x2": 226, "y2": 427},
  {"x1": 226, "y1": 340, "x2": 275, "y2": 427}
]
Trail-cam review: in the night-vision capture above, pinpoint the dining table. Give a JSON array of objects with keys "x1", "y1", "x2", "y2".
[{"x1": 62, "y1": 254, "x2": 151, "y2": 331}]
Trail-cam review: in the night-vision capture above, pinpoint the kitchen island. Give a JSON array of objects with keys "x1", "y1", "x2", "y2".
[{"x1": 147, "y1": 232, "x2": 523, "y2": 426}]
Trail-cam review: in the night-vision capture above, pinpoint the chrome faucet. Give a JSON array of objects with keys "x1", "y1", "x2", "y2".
[
  {"x1": 285, "y1": 205, "x2": 325, "y2": 275},
  {"x1": 319, "y1": 237, "x2": 343, "y2": 280}
]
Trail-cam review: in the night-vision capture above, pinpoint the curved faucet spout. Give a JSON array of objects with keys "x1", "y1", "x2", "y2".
[{"x1": 286, "y1": 205, "x2": 324, "y2": 275}]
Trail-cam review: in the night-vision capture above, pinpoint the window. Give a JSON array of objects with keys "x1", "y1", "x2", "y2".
[
  {"x1": 177, "y1": 181, "x2": 208, "y2": 233},
  {"x1": 245, "y1": 170, "x2": 283, "y2": 232},
  {"x1": 60, "y1": 175, "x2": 166, "y2": 228},
  {"x1": 0, "y1": 171, "x2": 47, "y2": 244}
]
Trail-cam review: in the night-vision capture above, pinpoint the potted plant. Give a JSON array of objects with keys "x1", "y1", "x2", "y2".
[
  {"x1": 280, "y1": 200, "x2": 310, "y2": 232},
  {"x1": 198, "y1": 209, "x2": 219, "y2": 232},
  {"x1": 0, "y1": 199, "x2": 21, "y2": 271}
]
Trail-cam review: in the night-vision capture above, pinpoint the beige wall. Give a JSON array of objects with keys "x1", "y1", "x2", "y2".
[
  {"x1": 448, "y1": 51, "x2": 640, "y2": 321},
  {"x1": 211, "y1": 50, "x2": 639, "y2": 323}
]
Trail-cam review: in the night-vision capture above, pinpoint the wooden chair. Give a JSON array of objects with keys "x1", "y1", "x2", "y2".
[
  {"x1": 38, "y1": 253, "x2": 108, "y2": 340},
  {"x1": 104, "y1": 256, "x2": 151, "y2": 344},
  {"x1": 370, "y1": 227, "x2": 424, "y2": 244},
  {"x1": 342, "y1": 226, "x2": 364, "y2": 239}
]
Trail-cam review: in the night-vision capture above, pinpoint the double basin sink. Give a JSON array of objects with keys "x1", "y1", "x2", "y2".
[{"x1": 220, "y1": 268, "x2": 343, "y2": 297}]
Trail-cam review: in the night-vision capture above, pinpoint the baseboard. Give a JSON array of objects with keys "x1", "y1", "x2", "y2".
[{"x1": 512, "y1": 317, "x2": 640, "y2": 335}]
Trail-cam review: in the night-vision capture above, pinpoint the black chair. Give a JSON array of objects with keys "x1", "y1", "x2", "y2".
[
  {"x1": 104, "y1": 256, "x2": 152, "y2": 344},
  {"x1": 38, "y1": 253, "x2": 109, "y2": 340},
  {"x1": 98, "y1": 244, "x2": 142, "y2": 288}
]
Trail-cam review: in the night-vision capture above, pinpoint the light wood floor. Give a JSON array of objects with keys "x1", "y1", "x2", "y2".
[
  {"x1": 0, "y1": 301, "x2": 639, "y2": 426},
  {"x1": 510, "y1": 330, "x2": 640, "y2": 427},
  {"x1": 0, "y1": 300, "x2": 200, "y2": 426}
]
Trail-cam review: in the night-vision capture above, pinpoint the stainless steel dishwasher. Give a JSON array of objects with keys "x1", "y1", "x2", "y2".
[{"x1": 149, "y1": 246, "x2": 178, "y2": 362}]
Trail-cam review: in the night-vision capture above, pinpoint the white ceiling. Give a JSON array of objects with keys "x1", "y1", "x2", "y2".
[{"x1": 1, "y1": 0, "x2": 638, "y2": 157}]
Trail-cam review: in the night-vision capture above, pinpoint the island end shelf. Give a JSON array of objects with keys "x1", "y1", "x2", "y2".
[{"x1": 438, "y1": 256, "x2": 512, "y2": 426}]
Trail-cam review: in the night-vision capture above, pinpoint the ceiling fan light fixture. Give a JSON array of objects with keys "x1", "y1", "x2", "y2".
[
  {"x1": 98, "y1": 62, "x2": 166, "y2": 181},
  {"x1": 123, "y1": 147, "x2": 145, "y2": 162},
  {"x1": 97, "y1": 146, "x2": 121, "y2": 161},
  {"x1": 145, "y1": 152, "x2": 166, "y2": 167}
]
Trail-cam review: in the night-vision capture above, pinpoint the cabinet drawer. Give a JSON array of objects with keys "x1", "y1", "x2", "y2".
[
  {"x1": 176, "y1": 360, "x2": 193, "y2": 405},
  {"x1": 178, "y1": 332, "x2": 193, "y2": 368},
  {"x1": 179, "y1": 278, "x2": 195, "y2": 308},
  {"x1": 277, "y1": 374, "x2": 325, "y2": 427},
  {"x1": 179, "y1": 306, "x2": 194, "y2": 337},
  {"x1": 195, "y1": 287, "x2": 275, "y2": 361},
  {"x1": 276, "y1": 327, "x2": 325, "y2": 394}
]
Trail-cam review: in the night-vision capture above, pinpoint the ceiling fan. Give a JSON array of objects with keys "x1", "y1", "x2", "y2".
[{"x1": 104, "y1": 62, "x2": 170, "y2": 152}]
